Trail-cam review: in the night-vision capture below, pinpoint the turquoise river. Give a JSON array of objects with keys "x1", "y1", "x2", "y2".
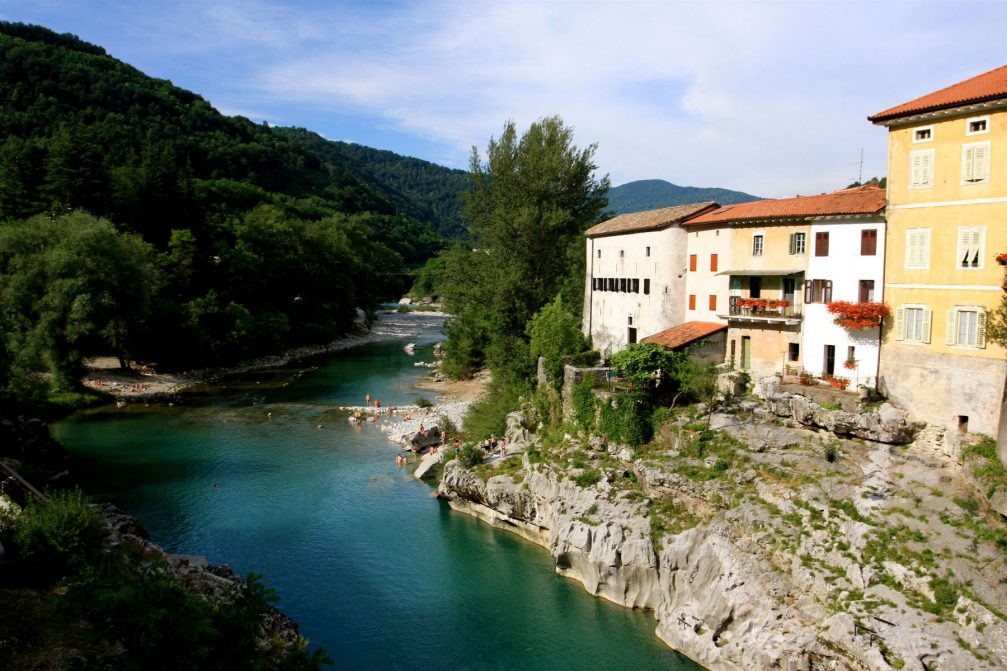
[{"x1": 54, "y1": 312, "x2": 701, "y2": 671}]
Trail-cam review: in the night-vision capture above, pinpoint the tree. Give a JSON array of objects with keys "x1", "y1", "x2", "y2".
[
  {"x1": 610, "y1": 342, "x2": 683, "y2": 390},
  {"x1": 440, "y1": 116, "x2": 608, "y2": 378},
  {"x1": 986, "y1": 294, "x2": 1007, "y2": 350},
  {"x1": 527, "y1": 295, "x2": 590, "y2": 389}
]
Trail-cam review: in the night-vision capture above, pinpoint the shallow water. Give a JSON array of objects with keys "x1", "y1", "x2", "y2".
[{"x1": 55, "y1": 315, "x2": 700, "y2": 670}]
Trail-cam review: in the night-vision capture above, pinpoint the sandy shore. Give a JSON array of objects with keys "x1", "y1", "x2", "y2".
[{"x1": 81, "y1": 310, "x2": 448, "y2": 401}]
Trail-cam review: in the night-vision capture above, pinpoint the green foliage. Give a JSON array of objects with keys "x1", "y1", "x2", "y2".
[
  {"x1": 410, "y1": 255, "x2": 448, "y2": 299},
  {"x1": 573, "y1": 468, "x2": 602, "y2": 488},
  {"x1": 416, "y1": 397, "x2": 434, "y2": 409},
  {"x1": 438, "y1": 117, "x2": 608, "y2": 381},
  {"x1": 597, "y1": 391, "x2": 652, "y2": 446},
  {"x1": 13, "y1": 488, "x2": 107, "y2": 579},
  {"x1": 462, "y1": 374, "x2": 527, "y2": 440},
  {"x1": 986, "y1": 295, "x2": 1007, "y2": 351},
  {"x1": 610, "y1": 343, "x2": 683, "y2": 389},
  {"x1": 572, "y1": 381, "x2": 597, "y2": 430},
  {"x1": 457, "y1": 444, "x2": 485, "y2": 470},
  {"x1": 824, "y1": 442, "x2": 841, "y2": 463},
  {"x1": 527, "y1": 295, "x2": 589, "y2": 390},
  {"x1": 606, "y1": 179, "x2": 760, "y2": 215},
  {"x1": 928, "y1": 576, "x2": 959, "y2": 614}
]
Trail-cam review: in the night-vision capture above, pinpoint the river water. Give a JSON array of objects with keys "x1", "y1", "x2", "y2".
[{"x1": 54, "y1": 312, "x2": 700, "y2": 671}]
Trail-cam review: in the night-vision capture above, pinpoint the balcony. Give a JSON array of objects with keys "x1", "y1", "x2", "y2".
[{"x1": 722, "y1": 297, "x2": 803, "y2": 325}]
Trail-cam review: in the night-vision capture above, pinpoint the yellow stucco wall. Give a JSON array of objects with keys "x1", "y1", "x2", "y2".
[{"x1": 728, "y1": 222, "x2": 810, "y2": 273}]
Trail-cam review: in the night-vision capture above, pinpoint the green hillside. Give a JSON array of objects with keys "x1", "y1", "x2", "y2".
[
  {"x1": 274, "y1": 128, "x2": 470, "y2": 240},
  {"x1": 0, "y1": 22, "x2": 464, "y2": 401},
  {"x1": 607, "y1": 179, "x2": 760, "y2": 214}
]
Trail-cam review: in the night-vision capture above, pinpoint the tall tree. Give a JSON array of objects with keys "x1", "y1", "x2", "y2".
[{"x1": 441, "y1": 116, "x2": 608, "y2": 377}]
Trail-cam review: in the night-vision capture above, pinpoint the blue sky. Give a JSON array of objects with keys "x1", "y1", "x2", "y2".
[{"x1": 1, "y1": 0, "x2": 1005, "y2": 198}]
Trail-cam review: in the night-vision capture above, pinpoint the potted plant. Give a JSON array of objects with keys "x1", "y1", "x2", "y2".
[
  {"x1": 996, "y1": 252, "x2": 1007, "y2": 266},
  {"x1": 842, "y1": 358, "x2": 857, "y2": 370}
]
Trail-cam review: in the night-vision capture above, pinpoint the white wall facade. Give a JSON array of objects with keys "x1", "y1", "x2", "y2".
[
  {"x1": 802, "y1": 216, "x2": 886, "y2": 386},
  {"x1": 684, "y1": 224, "x2": 732, "y2": 325},
  {"x1": 583, "y1": 226, "x2": 688, "y2": 356}
]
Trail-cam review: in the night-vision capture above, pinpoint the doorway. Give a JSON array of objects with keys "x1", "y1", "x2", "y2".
[
  {"x1": 823, "y1": 344, "x2": 835, "y2": 376},
  {"x1": 749, "y1": 277, "x2": 762, "y2": 298},
  {"x1": 628, "y1": 327, "x2": 637, "y2": 345},
  {"x1": 741, "y1": 336, "x2": 752, "y2": 369},
  {"x1": 783, "y1": 278, "x2": 795, "y2": 305}
]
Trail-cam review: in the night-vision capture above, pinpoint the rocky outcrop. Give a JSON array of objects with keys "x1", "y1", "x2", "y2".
[
  {"x1": 437, "y1": 410, "x2": 1007, "y2": 671},
  {"x1": 98, "y1": 504, "x2": 305, "y2": 651},
  {"x1": 764, "y1": 390, "x2": 924, "y2": 444}
]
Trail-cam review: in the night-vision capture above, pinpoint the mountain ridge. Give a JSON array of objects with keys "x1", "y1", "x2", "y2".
[{"x1": 607, "y1": 179, "x2": 761, "y2": 215}]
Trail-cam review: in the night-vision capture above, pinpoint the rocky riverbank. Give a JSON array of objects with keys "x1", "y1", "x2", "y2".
[{"x1": 436, "y1": 403, "x2": 1007, "y2": 671}]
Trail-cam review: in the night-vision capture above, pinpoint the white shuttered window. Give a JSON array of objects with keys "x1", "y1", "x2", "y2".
[
  {"x1": 910, "y1": 149, "x2": 934, "y2": 188},
  {"x1": 962, "y1": 142, "x2": 991, "y2": 184},
  {"x1": 895, "y1": 305, "x2": 931, "y2": 344},
  {"x1": 945, "y1": 308, "x2": 987, "y2": 348},
  {"x1": 905, "y1": 228, "x2": 931, "y2": 269},
  {"x1": 956, "y1": 226, "x2": 984, "y2": 269}
]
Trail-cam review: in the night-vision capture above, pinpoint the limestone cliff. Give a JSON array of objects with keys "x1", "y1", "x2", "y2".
[{"x1": 438, "y1": 410, "x2": 1007, "y2": 671}]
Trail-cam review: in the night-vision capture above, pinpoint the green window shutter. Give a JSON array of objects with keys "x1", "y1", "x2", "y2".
[
  {"x1": 895, "y1": 307, "x2": 906, "y2": 340},
  {"x1": 977, "y1": 310, "x2": 988, "y2": 349},
  {"x1": 945, "y1": 310, "x2": 957, "y2": 346},
  {"x1": 789, "y1": 233, "x2": 796, "y2": 255},
  {"x1": 922, "y1": 308, "x2": 932, "y2": 344}
]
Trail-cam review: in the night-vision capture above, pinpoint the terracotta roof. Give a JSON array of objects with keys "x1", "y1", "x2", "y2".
[
  {"x1": 585, "y1": 202, "x2": 718, "y2": 237},
  {"x1": 641, "y1": 321, "x2": 727, "y2": 349},
  {"x1": 684, "y1": 185, "x2": 885, "y2": 226},
  {"x1": 869, "y1": 65, "x2": 1007, "y2": 123}
]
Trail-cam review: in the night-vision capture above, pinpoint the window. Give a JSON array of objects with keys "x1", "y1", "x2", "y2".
[
  {"x1": 628, "y1": 315, "x2": 633, "y2": 325},
  {"x1": 689, "y1": 254, "x2": 697, "y2": 272},
  {"x1": 905, "y1": 228, "x2": 931, "y2": 269},
  {"x1": 749, "y1": 276, "x2": 761, "y2": 298},
  {"x1": 957, "y1": 227, "x2": 984, "y2": 269},
  {"x1": 597, "y1": 249, "x2": 601, "y2": 259},
  {"x1": 619, "y1": 250, "x2": 624, "y2": 258},
  {"x1": 643, "y1": 279, "x2": 650, "y2": 295},
  {"x1": 709, "y1": 295, "x2": 717, "y2": 311},
  {"x1": 688, "y1": 294, "x2": 696, "y2": 310},
  {"x1": 967, "y1": 116, "x2": 989, "y2": 135},
  {"x1": 789, "y1": 232, "x2": 806, "y2": 255},
  {"x1": 804, "y1": 279, "x2": 833, "y2": 304},
  {"x1": 946, "y1": 307, "x2": 987, "y2": 348},
  {"x1": 909, "y1": 149, "x2": 934, "y2": 188},
  {"x1": 962, "y1": 142, "x2": 990, "y2": 184},
  {"x1": 710, "y1": 254, "x2": 718, "y2": 272},
  {"x1": 593, "y1": 278, "x2": 599, "y2": 291},
  {"x1": 645, "y1": 246, "x2": 650, "y2": 257},
  {"x1": 815, "y1": 232, "x2": 830, "y2": 256},
  {"x1": 861, "y1": 229, "x2": 877, "y2": 255},
  {"x1": 847, "y1": 345, "x2": 855, "y2": 362},
  {"x1": 895, "y1": 305, "x2": 931, "y2": 344},
  {"x1": 753, "y1": 234, "x2": 764, "y2": 256},
  {"x1": 858, "y1": 280, "x2": 875, "y2": 303},
  {"x1": 788, "y1": 343, "x2": 800, "y2": 362},
  {"x1": 632, "y1": 278, "x2": 640, "y2": 293},
  {"x1": 619, "y1": 278, "x2": 627, "y2": 292},
  {"x1": 913, "y1": 126, "x2": 933, "y2": 143}
]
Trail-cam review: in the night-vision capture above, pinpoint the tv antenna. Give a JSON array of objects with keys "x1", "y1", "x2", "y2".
[{"x1": 850, "y1": 148, "x2": 864, "y2": 184}]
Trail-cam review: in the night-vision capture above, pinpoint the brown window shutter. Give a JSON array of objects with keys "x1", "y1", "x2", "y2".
[
  {"x1": 709, "y1": 295, "x2": 717, "y2": 311},
  {"x1": 804, "y1": 280, "x2": 812, "y2": 303},
  {"x1": 815, "y1": 232, "x2": 830, "y2": 256},
  {"x1": 861, "y1": 229, "x2": 877, "y2": 255},
  {"x1": 710, "y1": 254, "x2": 718, "y2": 271},
  {"x1": 689, "y1": 255, "x2": 697, "y2": 272},
  {"x1": 689, "y1": 294, "x2": 696, "y2": 310}
]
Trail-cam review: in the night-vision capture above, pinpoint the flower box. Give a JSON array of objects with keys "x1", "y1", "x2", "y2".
[
  {"x1": 842, "y1": 358, "x2": 857, "y2": 370},
  {"x1": 996, "y1": 252, "x2": 1007, "y2": 266},
  {"x1": 826, "y1": 301, "x2": 891, "y2": 329}
]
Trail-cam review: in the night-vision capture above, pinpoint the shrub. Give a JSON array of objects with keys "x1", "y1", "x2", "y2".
[
  {"x1": 573, "y1": 469, "x2": 602, "y2": 488},
  {"x1": 416, "y1": 396, "x2": 434, "y2": 409},
  {"x1": 572, "y1": 380, "x2": 597, "y2": 430},
  {"x1": 458, "y1": 444, "x2": 484, "y2": 469},
  {"x1": 824, "y1": 442, "x2": 840, "y2": 463},
  {"x1": 14, "y1": 488, "x2": 108, "y2": 579},
  {"x1": 463, "y1": 374, "x2": 526, "y2": 440}
]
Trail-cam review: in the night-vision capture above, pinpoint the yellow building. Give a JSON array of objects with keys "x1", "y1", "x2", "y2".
[{"x1": 869, "y1": 65, "x2": 1007, "y2": 453}]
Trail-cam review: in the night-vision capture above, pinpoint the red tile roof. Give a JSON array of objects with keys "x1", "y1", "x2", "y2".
[
  {"x1": 641, "y1": 321, "x2": 727, "y2": 349},
  {"x1": 683, "y1": 185, "x2": 885, "y2": 226},
  {"x1": 869, "y1": 65, "x2": 1007, "y2": 123},
  {"x1": 585, "y1": 202, "x2": 718, "y2": 237}
]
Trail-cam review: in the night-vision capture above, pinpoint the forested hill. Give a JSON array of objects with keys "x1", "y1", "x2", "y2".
[
  {"x1": 274, "y1": 128, "x2": 470, "y2": 240},
  {"x1": 607, "y1": 179, "x2": 761, "y2": 214},
  {"x1": 0, "y1": 22, "x2": 466, "y2": 402}
]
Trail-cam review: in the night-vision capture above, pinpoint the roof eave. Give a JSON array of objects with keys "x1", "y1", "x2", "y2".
[{"x1": 869, "y1": 96, "x2": 1007, "y2": 127}]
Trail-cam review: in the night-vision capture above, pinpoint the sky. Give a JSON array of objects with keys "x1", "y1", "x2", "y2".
[{"x1": 1, "y1": 0, "x2": 1005, "y2": 198}]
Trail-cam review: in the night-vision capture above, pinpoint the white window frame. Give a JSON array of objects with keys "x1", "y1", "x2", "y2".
[
  {"x1": 752, "y1": 233, "x2": 764, "y2": 256},
  {"x1": 789, "y1": 232, "x2": 806, "y2": 255},
  {"x1": 912, "y1": 125, "x2": 934, "y2": 144},
  {"x1": 955, "y1": 226, "x2": 985, "y2": 270},
  {"x1": 905, "y1": 228, "x2": 931, "y2": 270},
  {"x1": 909, "y1": 149, "x2": 934, "y2": 189},
  {"x1": 966, "y1": 115, "x2": 990, "y2": 136},
  {"x1": 961, "y1": 141, "x2": 991, "y2": 185},
  {"x1": 894, "y1": 304, "x2": 931, "y2": 344},
  {"x1": 945, "y1": 306, "x2": 987, "y2": 349}
]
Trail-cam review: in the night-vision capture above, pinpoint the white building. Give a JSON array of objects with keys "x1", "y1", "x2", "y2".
[
  {"x1": 583, "y1": 202, "x2": 718, "y2": 356},
  {"x1": 802, "y1": 213, "x2": 887, "y2": 386}
]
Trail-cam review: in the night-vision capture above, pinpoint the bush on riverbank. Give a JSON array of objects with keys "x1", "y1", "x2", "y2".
[{"x1": 2, "y1": 488, "x2": 329, "y2": 670}]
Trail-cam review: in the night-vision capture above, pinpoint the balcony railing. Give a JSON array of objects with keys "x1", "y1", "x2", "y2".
[{"x1": 724, "y1": 297, "x2": 802, "y2": 323}]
